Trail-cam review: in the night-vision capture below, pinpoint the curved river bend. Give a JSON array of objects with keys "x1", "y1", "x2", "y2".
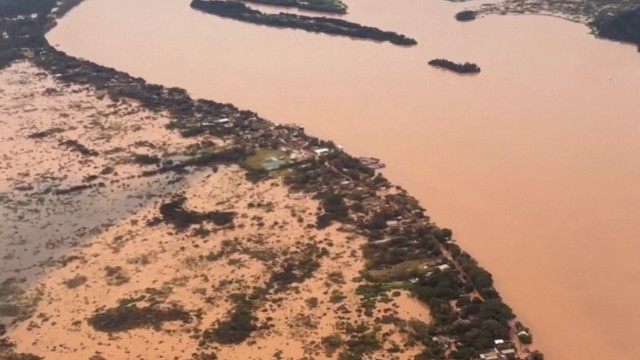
[{"x1": 48, "y1": 0, "x2": 640, "y2": 358}]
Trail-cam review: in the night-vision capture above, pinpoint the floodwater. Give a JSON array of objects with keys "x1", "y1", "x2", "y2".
[{"x1": 47, "y1": 0, "x2": 640, "y2": 358}]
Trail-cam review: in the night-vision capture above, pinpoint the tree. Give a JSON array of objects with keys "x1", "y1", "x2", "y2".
[
  {"x1": 480, "y1": 299, "x2": 515, "y2": 325},
  {"x1": 481, "y1": 319, "x2": 510, "y2": 339},
  {"x1": 529, "y1": 351, "x2": 544, "y2": 360}
]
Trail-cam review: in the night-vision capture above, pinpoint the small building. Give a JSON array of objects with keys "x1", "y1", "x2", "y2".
[
  {"x1": 494, "y1": 339, "x2": 505, "y2": 346},
  {"x1": 479, "y1": 351, "x2": 500, "y2": 360},
  {"x1": 437, "y1": 264, "x2": 451, "y2": 272},
  {"x1": 500, "y1": 349, "x2": 517, "y2": 359},
  {"x1": 314, "y1": 148, "x2": 330, "y2": 156}
]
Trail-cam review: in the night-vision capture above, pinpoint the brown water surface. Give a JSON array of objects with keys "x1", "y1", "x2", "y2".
[{"x1": 47, "y1": 0, "x2": 640, "y2": 358}]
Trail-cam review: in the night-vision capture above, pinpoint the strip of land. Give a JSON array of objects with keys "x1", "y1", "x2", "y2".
[
  {"x1": 190, "y1": 0, "x2": 417, "y2": 46},
  {"x1": 237, "y1": 0, "x2": 348, "y2": 14},
  {"x1": 428, "y1": 59, "x2": 481, "y2": 74}
]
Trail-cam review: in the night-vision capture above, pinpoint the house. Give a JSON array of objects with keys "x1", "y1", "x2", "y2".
[
  {"x1": 500, "y1": 349, "x2": 517, "y2": 359},
  {"x1": 479, "y1": 351, "x2": 500, "y2": 360},
  {"x1": 386, "y1": 220, "x2": 399, "y2": 227},
  {"x1": 437, "y1": 264, "x2": 451, "y2": 272},
  {"x1": 314, "y1": 148, "x2": 331, "y2": 156},
  {"x1": 494, "y1": 339, "x2": 505, "y2": 346}
]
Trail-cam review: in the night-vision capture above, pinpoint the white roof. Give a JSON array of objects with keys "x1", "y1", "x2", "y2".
[
  {"x1": 314, "y1": 148, "x2": 330, "y2": 154},
  {"x1": 494, "y1": 339, "x2": 505, "y2": 345}
]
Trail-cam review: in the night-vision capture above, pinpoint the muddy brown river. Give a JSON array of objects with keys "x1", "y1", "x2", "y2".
[{"x1": 47, "y1": 0, "x2": 640, "y2": 358}]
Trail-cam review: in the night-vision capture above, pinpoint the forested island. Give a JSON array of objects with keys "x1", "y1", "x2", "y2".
[
  {"x1": 428, "y1": 59, "x2": 481, "y2": 74},
  {"x1": 455, "y1": 10, "x2": 476, "y2": 21},
  {"x1": 190, "y1": 0, "x2": 417, "y2": 46},
  {"x1": 593, "y1": 5, "x2": 640, "y2": 51},
  {"x1": 238, "y1": 0, "x2": 347, "y2": 14}
]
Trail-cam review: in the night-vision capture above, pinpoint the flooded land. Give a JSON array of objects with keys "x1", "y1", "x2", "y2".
[
  {"x1": 0, "y1": 0, "x2": 639, "y2": 359},
  {"x1": 45, "y1": 0, "x2": 640, "y2": 359}
]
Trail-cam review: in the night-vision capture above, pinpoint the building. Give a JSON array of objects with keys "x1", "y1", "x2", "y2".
[
  {"x1": 500, "y1": 348, "x2": 517, "y2": 359},
  {"x1": 314, "y1": 148, "x2": 331, "y2": 156},
  {"x1": 480, "y1": 351, "x2": 500, "y2": 360},
  {"x1": 437, "y1": 264, "x2": 451, "y2": 272}
]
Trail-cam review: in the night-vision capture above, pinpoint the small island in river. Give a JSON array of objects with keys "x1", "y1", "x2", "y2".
[
  {"x1": 190, "y1": 0, "x2": 417, "y2": 46},
  {"x1": 428, "y1": 59, "x2": 481, "y2": 74},
  {"x1": 455, "y1": 10, "x2": 477, "y2": 21}
]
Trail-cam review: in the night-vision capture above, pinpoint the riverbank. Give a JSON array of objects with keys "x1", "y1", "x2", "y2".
[
  {"x1": 0, "y1": 56, "x2": 538, "y2": 359},
  {"x1": 1, "y1": 61, "x2": 438, "y2": 360},
  {"x1": 0, "y1": 1, "x2": 544, "y2": 359},
  {"x1": 42, "y1": 0, "x2": 640, "y2": 358}
]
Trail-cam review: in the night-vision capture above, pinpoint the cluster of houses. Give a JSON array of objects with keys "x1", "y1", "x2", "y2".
[
  {"x1": 479, "y1": 340, "x2": 519, "y2": 360},
  {"x1": 187, "y1": 113, "x2": 541, "y2": 360}
]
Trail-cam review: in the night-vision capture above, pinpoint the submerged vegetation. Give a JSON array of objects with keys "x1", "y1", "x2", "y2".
[
  {"x1": 88, "y1": 303, "x2": 192, "y2": 332},
  {"x1": 190, "y1": 0, "x2": 417, "y2": 46},
  {"x1": 157, "y1": 196, "x2": 236, "y2": 230},
  {"x1": 428, "y1": 59, "x2": 481, "y2": 74}
]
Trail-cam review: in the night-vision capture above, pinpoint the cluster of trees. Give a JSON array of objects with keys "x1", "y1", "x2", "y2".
[
  {"x1": 270, "y1": 243, "x2": 328, "y2": 290},
  {"x1": 593, "y1": 5, "x2": 640, "y2": 51},
  {"x1": 455, "y1": 10, "x2": 476, "y2": 22},
  {"x1": 0, "y1": 0, "x2": 56, "y2": 18},
  {"x1": 201, "y1": 294, "x2": 257, "y2": 344},
  {"x1": 87, "y1": 303, "x2": 192, "y2": 332},
  {"x1": 190, "y1": 0, "x2": 417, "y2": 46},
  {"x1": 60, "y1": 139, "x2": 99, "y2": 157},
  {"x1": 428, "y1": 59, "x2": 481, "y2": 74},
  {"x1": 158, "y1": 196, "x2": 236, "y2": 230},
  {"x1": 317, "y1": 191, "x2": 351, "y2": 228},
  {"x1": 237, "y1": 0, "x2": 347, "y2": 14}
]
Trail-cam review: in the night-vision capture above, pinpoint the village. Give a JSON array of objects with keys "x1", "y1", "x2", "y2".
[
  {"x1": 150, "y1": 100, "x2": 542, "y2": 360},
  {"x1": 0, "y1": 3, "x2": 546, "y2": 353}
]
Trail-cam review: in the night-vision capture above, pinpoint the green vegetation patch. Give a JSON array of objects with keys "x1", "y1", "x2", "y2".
[
  {"x1": 242, "y1": 149, "x2": 289, "y2": 171},
  {"x1": 364, "y1": 260, "x2": 430, "y2": 282}
]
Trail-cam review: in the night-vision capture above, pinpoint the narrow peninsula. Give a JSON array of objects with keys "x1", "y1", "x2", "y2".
[
  {"x1": 428, "y1": 59, "x2": 481, "y2": 74},
  {"x1": 190, "y1": 0, "x2": 417, "y2": 46}
]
